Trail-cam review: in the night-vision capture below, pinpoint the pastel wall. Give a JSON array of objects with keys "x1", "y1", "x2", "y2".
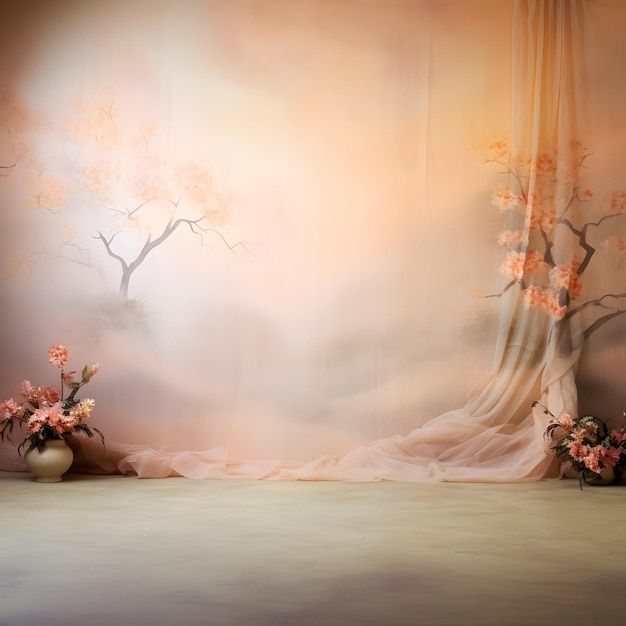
[{"x1": 0, "y1": 0, "x2": 624, "y2": 463}]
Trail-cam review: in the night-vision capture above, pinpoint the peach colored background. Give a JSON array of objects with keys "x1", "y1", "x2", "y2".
[{"x1": 0, "y1": 0, "x2": 624, "y2": 462}]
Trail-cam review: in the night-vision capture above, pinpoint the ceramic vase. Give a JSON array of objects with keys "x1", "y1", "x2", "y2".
[
  {"x1": 24, "y1": 438, "x2": 74, "y2": 483},
  {"x1": 583, "y1": 466, "x2": 616, "y2": 486}
]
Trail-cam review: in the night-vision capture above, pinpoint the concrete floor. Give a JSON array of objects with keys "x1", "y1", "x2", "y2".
[{"x1": 1, "y1": 473, "x2": 626, "y2": 626}]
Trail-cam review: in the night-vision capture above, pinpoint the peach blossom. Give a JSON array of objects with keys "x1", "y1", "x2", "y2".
[
  {"x1": 501, "y1": 251, "x2": 547, "y2": 280},
  {"x1": 0, "y1": 399, "x2": 23, "y2": 421},
  {"x1": 610, "y1": 428, "x2": 626, "y2": 445},
  {"x1": 549, "y1": 262, "x2": 582, "y2": 300},
  {"x1": 529, "y1": 208, "x2": 556, "y2": 233},
  {"x1": 496, "y1": 230, "x2": 525, "y2": 248},
  {"x1": 523, "y1": 285, "x2": 550, "y2": 308},
  {"x1": 524, "y1": 250, "x2": 547, "y2": 273},
  {"x1": 20, "y1": 381, "x2": 61, "y2": 407},
  {"x1": 70, "y1": 398, "x2": 95, "y2": 421},
  {"x1": 557, "y1": 412, "x2": 574, "y2": 430},
  {"x1": 547, "y1": 299, "x2": 567, "y2": 320},
  {"x1": 603, "y1": 446, "x2": 622, "y2": 468},
  {"x1": 610, "y1": 191, "x2": 626, "y2": 213},
  {"x1": 567, "y1": 441, "x2": 588, "y2": 462},
  {"x1": 48, "y1": 344, "x2": 69, "y2": 369},
  {"x1": 62, "y1": 371, "x2": 77, "y2": 385},
  {"x1": 487, "y1": 138, "x2": 510, "y2": 160},
  {"x1": 500, "y1": 252, "x2": 526, "y2": 279},
  {"x1": 491, "y1": 184, "x2": 522, "y2": 212},
  {"x1": 534, "y1": 152, "x2": 557, "y2": 173}
]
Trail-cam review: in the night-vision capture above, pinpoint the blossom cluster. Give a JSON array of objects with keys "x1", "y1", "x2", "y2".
[
  {"x1": 499, "y1": 251, "x2": 547, "y2": 280},
  {"x1": 0, "y1": 344, "x2": 102, "y2": 449},
  {"x1": 523, "y1": 285, "x2": 567, "y2": 320},
  {"x1": 27, "y1": 399, "x2": 95, "y2": 436},
  {"x1": 547, "y1": 412, "x2": 626, "y2": 476},
  {"x1": 549, "y1": 260, "x2": 582, "y2": 300},
  {"x1": 491, "y1": 184, "x2": 522, "y2": 212}
]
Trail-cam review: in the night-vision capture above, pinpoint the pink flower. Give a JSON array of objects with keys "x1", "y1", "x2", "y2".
[
  {"x1": 501, "y1": 251, "x2": 547, "y2": 280},
  {"x1": 27, "y1": 402, "x2": 76, "y2": 435},
  {"x1": 26, "y1": 411, "x2": 46, "y2": 434},
  {"x1": 523, "y1": 286, "x2": 567, "y2": 320},
  {"x1": 530, "y1": 209, "x2": 557, "y2": 233},
  {"x1": 491, "y1": 184, "x2": 522, "y2": 212},
  {"x1": 581, "y1": 445, "x2": 605, "y2": 473},
  {"x1": 62, "y1": 371, "x2": 77, "y2": 386},
  {"x1": 20, "y1": 380, "x2": 60, "y2": 407},
  {"x1": 496, "y1": 230, "x2": 525, "y2": 248},
  {"x1": 48, "y1": 344, "x2": 69, "y2": 369},
  {"x1": 557, "y1": 412, "x2": 574, "y2": 430},
  {"x1": 524, "y1": 250, "x2": 547, "y2": 273},
  {"x1": 568, "y1": 441, "x2": 589, "y2": 462},
  {"x1": 500, "y1": 252, "x2": 526, "y2": 279},
  {"x1": 534, "y1": 153, "x2": 557, "y2": 174},
  {"x1": 81, "y1": 363, "x2": 100, "y2": 384},
  {"x1": 610, "y1": 191, "x2": 626, "y2": 213},
  {"x1": 549, "y1": 261, "x2": 582, "y2": 300},
  {"x1": 487, "y1": 138, "x2": 510, "y2": 160},
  {"x1": 69, "y1": 398, "x2": 95, "y2": 422},
  {"x1": 547, "y1": 298, "x2": 567, "y2": 321},
  {"x1": 524, "y1": 286, "x2": 550, "y2": 309},
  {"x1": 610, "y1": 428, "x2": 626, "y2": 445},
  {"x1": 603, "y1": 447, "x2": 622, "y2": 469},
  {"x1": 0, "y1": 399, "x2": 23, "y2": 422},
  {"x1": 39, "y1": 386, "x2": 61, "y2": 405}
]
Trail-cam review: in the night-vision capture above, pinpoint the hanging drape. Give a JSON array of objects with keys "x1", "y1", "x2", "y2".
[{"x1": 1, "y1": 0, "x2": 624, "y2": 480}]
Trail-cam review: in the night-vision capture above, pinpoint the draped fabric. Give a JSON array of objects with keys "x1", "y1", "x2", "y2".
[{"x1": 1, "y1": 0, "x2": 624, "y2": 480}]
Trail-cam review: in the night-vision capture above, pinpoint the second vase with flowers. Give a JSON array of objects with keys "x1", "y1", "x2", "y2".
[
  {"x1": 0, "y1": 344, "x2": 104, "y2": 482},
  {"x1": 538, "y1": 402, "x2": 626, "y2": 487}
]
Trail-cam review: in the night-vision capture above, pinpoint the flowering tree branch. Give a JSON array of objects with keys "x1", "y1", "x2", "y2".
[{"x1": 485, "y1": 139, "x2": 626, "y2": 343}]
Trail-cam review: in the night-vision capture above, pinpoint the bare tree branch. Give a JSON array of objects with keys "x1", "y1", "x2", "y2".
[
  {"x1": 485, "y1": 158, "x2": 528, "y2": 202},
  {"x1": 0, "y1": 127, "x2": 21, "y2": 176},
  {"x1": 93, "y1": 231, "x2": 127, "y2": 270},
  {"x1": 557, "y1": 218, "x2": 595, "y2": 275},
  {"x1": 60, "y1": 241, "x2": 93, "y2": 267},
  {"x1": 558, "y1": 211, "x2": 624, "y2": 275},
  {"x1": 481, "y1": 280, "x2": 521, "y2": 299},
  {"x1": 584, "y1": 309, "x2": 626, "y2": 341},
  {"x1": 0, "y1": 159, "x2": 18, "y2": 171},
  {"x1": 565, "y1": 293, "x2": 626, "y2": 320},
  {"x1": 538, "y1": 228, "x2": 555, "y2": 266}
]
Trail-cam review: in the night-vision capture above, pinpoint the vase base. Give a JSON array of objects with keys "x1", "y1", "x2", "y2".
[{"x1": 33, "y1": 477, "x2": 63, "y2": 483}]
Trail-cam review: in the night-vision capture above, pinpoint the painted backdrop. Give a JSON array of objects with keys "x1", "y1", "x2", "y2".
[{"x1": 0, "y1": 0, "x2": 624, "y2": 474}]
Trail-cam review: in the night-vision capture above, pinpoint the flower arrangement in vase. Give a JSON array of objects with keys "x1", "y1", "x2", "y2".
[
  {"x1": 536, "y1": 402, "x2": 626, "y2": 487},
  {"x1": 0, "y1": 344, "x2": 104, "y2": 482}
]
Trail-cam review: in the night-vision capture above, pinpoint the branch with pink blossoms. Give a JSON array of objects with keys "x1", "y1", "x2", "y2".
[{"x1": 485, "y1": 139, "x2": 626, "y2": 340}]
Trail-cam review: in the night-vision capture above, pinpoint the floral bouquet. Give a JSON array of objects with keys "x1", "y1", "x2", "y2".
[
  {"x1": 536, "y1": 401, "x2": 626, "y2": 486},
  {"x1": 0, "y1": 344, "x2": 104, "y2": 454}
]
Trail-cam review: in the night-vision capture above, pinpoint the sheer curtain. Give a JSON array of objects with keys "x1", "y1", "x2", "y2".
[{"x1": 1, "y1": 0, "x2": 624, "y2": 480}]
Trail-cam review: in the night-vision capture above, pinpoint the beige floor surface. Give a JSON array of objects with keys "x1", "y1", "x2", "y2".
[{"x1": 1, "y1": 472, "x2": 625, "y2": 626}]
